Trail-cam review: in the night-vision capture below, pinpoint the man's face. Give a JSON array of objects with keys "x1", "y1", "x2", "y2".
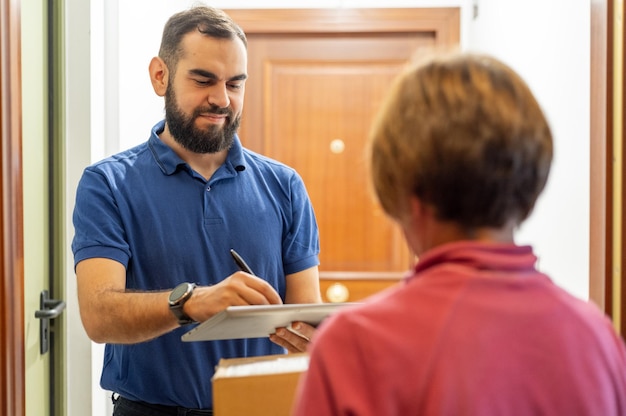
[{"x1": 164, "y1": 32, "x2": 247, "y2": 154}]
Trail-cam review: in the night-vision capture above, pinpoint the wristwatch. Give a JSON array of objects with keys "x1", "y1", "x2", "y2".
[{"x1": 168, "y1": 282, "x2": 196, "y2": 325}]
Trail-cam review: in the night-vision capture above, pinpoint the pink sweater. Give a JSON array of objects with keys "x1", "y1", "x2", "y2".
[{"x1": 293, "y1": 241, "x2": 626, "y2": 415}]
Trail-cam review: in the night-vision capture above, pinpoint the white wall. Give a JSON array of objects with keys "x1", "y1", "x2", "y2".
[
  {"x1": 466, "y1": 0, "x2": 590, "y2": 300},
  {"x1": 89, "y1": 1, "x2": 590, "y2": 414}
]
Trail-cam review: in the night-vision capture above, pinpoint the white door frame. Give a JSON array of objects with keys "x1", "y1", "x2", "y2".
[{"x1": 63, "y1": 0, "x2": 95, "y2": 414}]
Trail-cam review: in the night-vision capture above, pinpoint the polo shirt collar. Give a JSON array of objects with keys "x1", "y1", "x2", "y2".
[{"x1": 148, "y1": 119, "x2": 247, "y2": 176}]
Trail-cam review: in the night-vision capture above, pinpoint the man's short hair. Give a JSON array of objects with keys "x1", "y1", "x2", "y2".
[{"x1": 158, "y1": 6, "x2": 247, "y2": 74}]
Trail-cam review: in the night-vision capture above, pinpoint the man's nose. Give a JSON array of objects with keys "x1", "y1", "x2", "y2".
[{"x1": 207, "y1": 84, "x2": 230, "y2": 109}]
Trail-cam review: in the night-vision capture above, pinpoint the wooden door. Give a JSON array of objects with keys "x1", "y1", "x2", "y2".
[
  {"x1": 0, "y1": 0, "x2": 25, "y2": 413},
  {"x1": 590, "y1": 0, "x2": 625, "y2": 334},
  {"x1": 228, "y1": 8, "x2": 460, "y2": 301}
]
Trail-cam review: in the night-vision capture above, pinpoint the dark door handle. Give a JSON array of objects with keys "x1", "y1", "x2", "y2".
[
  {"x1": 34, "y1": 290, "x2": 66, "y2": 354},
  {"x1": 35, "y1": 297, "x2": 66, "y2": 319}
]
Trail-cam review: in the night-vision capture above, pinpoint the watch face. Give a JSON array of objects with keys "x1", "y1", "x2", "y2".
[{"x1": 170, "y1": 283, "x2": 190, "y2": 303}]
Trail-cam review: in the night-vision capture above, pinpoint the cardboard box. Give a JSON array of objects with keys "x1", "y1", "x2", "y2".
[{"x1": 213, "y1": 353, "x2": 309, "y2": 416}]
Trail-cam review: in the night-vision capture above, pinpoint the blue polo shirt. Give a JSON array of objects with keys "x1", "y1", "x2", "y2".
[{"x1": 71, "y1": 120, "x2": 320, "y2": 408}]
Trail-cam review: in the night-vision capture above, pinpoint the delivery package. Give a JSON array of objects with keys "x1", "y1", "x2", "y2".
[{"x1": 212, "y1": 352, "x2": 309, "y2": 416}]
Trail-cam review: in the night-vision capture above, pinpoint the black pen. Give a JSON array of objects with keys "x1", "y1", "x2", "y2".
[{"x1": 230, "y1": 249, "x2": 256, "y2": 276}]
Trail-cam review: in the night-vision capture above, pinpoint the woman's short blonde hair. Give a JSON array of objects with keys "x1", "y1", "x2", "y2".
[{"x1": 368, "y1": 51, "x2": 553, "y2": 227}]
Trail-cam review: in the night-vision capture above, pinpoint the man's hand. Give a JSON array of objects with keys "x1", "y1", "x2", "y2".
[
  {"x1": 270, "y1": 321, "x2": 316, "y2": 353},
  {"x1": 184, "y1": 271, "x2": 283, "y2": 323}
]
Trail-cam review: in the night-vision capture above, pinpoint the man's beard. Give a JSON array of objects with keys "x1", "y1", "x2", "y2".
[{"x1": 164, "y1": 85, "x2": 241, "y2": 154}]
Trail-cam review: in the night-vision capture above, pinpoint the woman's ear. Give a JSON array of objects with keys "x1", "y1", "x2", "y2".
[
  {"x1": 149, "y1": 57, "x2": 169, "y2": 97},
  {"x1": 408, "y1": 196, "x2": 429, "y2": 224},
  {"x1": 401, "y1": 196, "x2": 431, "y2": 257}
]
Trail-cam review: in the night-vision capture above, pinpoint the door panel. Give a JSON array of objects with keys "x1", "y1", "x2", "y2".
[
  {"x1": 233, "y1": 10, "x2": 460, "y2": 285},
  {"x1": 22, "y1": 1, "x2": 55, "y2": 415},
  {"x1": 256, "y1": 39, "x2": 419, "y2": 273}
]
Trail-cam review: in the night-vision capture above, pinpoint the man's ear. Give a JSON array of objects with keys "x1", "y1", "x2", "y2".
[{"x1": 149, "y1": 57, "x2": 169, "y2": 97}]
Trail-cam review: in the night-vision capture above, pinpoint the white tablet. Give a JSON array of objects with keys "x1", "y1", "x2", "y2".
[{"x1": 181, "y1": 302, "x2": 357, "y2": 342}]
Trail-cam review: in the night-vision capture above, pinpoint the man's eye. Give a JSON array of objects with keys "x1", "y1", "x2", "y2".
[
  {"x1": 228, "y1": 83, "x2": 243, "y2": 90},
  {"x1": 194, "y1": 79, "x2": 214, "y2": 86}
]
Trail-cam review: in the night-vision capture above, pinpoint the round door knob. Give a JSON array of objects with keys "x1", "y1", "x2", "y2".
[
  {"x1": 329, "y1": 139, "x2": 345, "y2": 154},
  {"x1": 326, "y1": 282, "x2": 349, "y2": 303}
]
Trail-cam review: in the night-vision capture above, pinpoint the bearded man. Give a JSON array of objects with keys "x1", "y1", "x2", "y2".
[{"x1": 72, "y1": 6, "x2": 321, "y2": 415}]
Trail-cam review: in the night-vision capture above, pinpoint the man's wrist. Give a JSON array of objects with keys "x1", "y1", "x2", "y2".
[{"x1": 168, "y1": 282, "x2": 197, "y2": 325}]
